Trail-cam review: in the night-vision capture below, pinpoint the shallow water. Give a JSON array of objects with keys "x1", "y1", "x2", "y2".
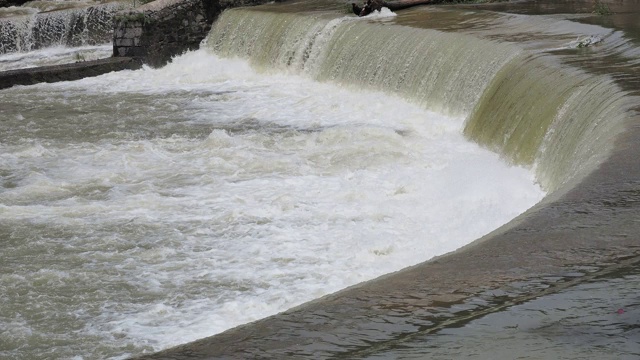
[
  {"x1": 366, "y1": 265, "x2": 640, "y2": 360},
  {"x1": 0, "y1": 50, "x2": 544, "y2": 359}
]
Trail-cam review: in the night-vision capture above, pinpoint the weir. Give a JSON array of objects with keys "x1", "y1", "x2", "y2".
[
  {"x1": 133, "y1": 1, "x2": 640, "y2": 358},
  {"x1": 0, "y1": 0, "x2": 639, "y2": 358},
  {"x1": 204, "y1": 7, "x2": 633, "y2": 192},
  {"x1": 0, "y1": 2, "x2": 128, "y2": 54}
]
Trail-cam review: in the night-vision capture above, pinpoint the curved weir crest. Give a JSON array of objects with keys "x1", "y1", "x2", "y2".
[
  {"x1": 204, "y1": 7, "x2": 634, "y2": 192},
  {"x1": 206, "y1": 9, "x2": 519, "y2": 118}
]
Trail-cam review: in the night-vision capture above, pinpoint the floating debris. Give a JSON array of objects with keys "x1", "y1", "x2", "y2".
[{"x1": 569, "y1": 35, "x2": 604, "y2": 49}]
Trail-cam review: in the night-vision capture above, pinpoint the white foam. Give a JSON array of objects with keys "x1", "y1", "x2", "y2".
[
  {"x1": 364, "y1": 7, "x2": 397, "y2": 19},
  {"x1": 0, "y1": 50, "x2": 545, "y2": 359},
  {"x1": 0, "y1": 44, "x2": 113, "y2": 71}
]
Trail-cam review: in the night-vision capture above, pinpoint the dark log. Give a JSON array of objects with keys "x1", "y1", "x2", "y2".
[
  {"x1": 352, "y1": 0, "x2": 438, "y2": 16},
  {"x1": 351, "y1": 2, "x2": 363, "y2": 15},
  {"x1": 383, "y1": 0, "x2": 438, "y2": 12}
]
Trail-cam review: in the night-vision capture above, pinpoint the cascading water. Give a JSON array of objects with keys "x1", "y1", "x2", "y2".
[
  {"x1": 0, "y1": 50, "x2": 544, "y2": 358},
  {"x1": 206, "y1": 7, "x2": 634, "y2": 192},
  {"x1": 0, "y1": 1, "x2": 128, "y2": 54},
  {"x1": 464, "y1": 52, "x2": 632, "y2": 191},
  {"x1": 1, "y1": 2, "x2": 637, "y2": 359},
  {"x1": 206, "y1": 8, "x2": 520, "y2": 118}
]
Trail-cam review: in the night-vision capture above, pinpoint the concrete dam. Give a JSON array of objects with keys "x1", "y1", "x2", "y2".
[{"x1": 0, "y1": 0, "x2": 638, "y2": 358}]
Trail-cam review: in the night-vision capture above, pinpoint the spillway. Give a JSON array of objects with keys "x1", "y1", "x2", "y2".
[
  {"x1": 204, "y1": 5, "x2": 633, "y2": 192},
  {"x1": 1, "y1": 0, "x2": 639, "y2": 359}
]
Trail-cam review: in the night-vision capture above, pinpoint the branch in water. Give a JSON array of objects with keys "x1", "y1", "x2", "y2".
[{"x1": 351, "y1": 0, "x2": 507, "y2": 17}]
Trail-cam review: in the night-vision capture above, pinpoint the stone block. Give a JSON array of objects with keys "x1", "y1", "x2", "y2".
[
  {"x1": 117, "y1": 38, "x2": 134, "y2": 47},
  {"x1": 129, "y1": 46, "x2": 147, "y2": 57},
  {"x1": 125, "y1": 27, "x2": 143, "y2": 38}
]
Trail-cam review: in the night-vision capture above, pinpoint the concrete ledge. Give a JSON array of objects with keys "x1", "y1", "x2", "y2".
[{"x1": 0, "y1": 57, "x2": 142, "y2": 90}]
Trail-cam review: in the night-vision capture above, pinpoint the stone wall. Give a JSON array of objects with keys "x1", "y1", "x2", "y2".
[{"x1": 113, "y1": 0, "x2": 276, "y2": 68}]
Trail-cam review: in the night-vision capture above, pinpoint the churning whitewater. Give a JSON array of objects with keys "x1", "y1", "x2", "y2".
[
  {"x1": 0, "y1": 48, "x2": 545, "y2": 358},
  {"x1": 0, "y1": 48, "x2": 544, "y2": 358}
]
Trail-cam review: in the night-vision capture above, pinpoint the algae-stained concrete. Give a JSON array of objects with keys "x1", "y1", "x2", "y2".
[{"x1": 0, "y1": 58, "x2": 142, "y2": 89}]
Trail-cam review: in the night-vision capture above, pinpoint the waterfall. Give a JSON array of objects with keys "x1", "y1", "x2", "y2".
[
  {"x1": 205, "y1": 9, "x2": 519, "y2": 118},
  {"x1": 2, "y1": 3, "x2": 638, "y2": 359},
  {"x1": 204, "y1": 7, "x2": 633, "y2": 192},
  {"x1": 464, "y1": 53, "x2": 632, "y2": 191},
  {"x1": 0, "y1": 2, "x2": 127, "y2": 54}
]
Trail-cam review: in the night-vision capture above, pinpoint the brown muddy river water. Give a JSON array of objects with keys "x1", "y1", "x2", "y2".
[{"x1": 1, "y1": 0, "x2": 639, "y2": 359}]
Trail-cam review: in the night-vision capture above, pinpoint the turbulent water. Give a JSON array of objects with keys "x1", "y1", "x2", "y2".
[
  {"x1": 6, "y1": 1, "x2": 637, "y2": 359},
  {"x1": 205, "y1": 6, "x2": 631, "y2": 192},
  {"x1": 0, "y1": 44, "x2": 545, "y2": 358},
  {"x1": 0, "y1": 0, "x2": 129, "y2": 56},
  {"x1": 0, "y1": 44, "x2": 112, "y2": 71},
  {"x1": 0, "y1": 0, "x2": 116, "y2": 71}
]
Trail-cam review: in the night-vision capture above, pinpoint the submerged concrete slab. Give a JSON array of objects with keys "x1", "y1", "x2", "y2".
[{"x1": 0, "y1": 57, "x2": 142, "y2": 90}]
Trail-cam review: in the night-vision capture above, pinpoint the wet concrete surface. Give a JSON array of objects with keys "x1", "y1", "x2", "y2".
[
  {"x1": 133, "y1": 1, "x2": 640, "y2": 359},
  {"x1": 363, "y1": 261, "x2": 640, "y2": 359},
  {"x1": 0, "y1": 57, "x2": 142, "y2": 89}
]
